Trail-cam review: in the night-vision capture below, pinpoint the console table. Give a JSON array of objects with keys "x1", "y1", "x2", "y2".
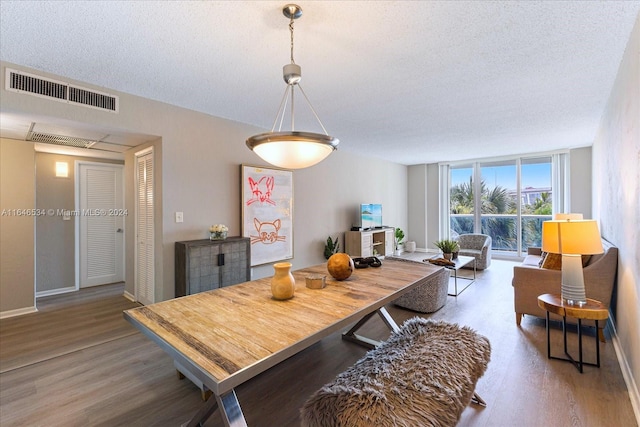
[
  {"x1": 345, "y1": 227, "x2": 395, "y2": 257},
  {"x1": 175, "y1": 237, "x2": 250, "y2": 297},
  {"x1": 124, "y1": 259, "x2": 439, "y2": 427}
]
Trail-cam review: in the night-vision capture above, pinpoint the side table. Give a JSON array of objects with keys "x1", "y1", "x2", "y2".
[{"x1": 537, "y1": 293, "x2": 608, "y2": 373}]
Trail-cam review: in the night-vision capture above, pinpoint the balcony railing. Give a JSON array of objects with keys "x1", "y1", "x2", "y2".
[{"x1": 450, "y1": 214, "x2": 552, "y2": 256}]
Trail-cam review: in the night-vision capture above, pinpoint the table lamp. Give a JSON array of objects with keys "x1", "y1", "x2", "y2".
[{"x1": 542, "y1": 216, "x2": 603, "y2": 306}]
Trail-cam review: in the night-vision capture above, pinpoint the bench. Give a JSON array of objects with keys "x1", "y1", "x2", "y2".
[{"x1": 301, "y1": 318, "x2": 491, "y2": 427}]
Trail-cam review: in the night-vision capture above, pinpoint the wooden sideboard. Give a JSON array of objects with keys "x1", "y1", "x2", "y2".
[
  {"x1": 345, "y1": 227, "x2": 395, "y2": 258},
  {"x1": 175, "y1": 237, "x2": 251, "y2": 297}
]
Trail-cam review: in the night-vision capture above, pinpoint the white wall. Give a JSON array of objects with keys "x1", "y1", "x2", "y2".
[
  {"x1": 569, "y1": 146, "x2": 592, "y2": 217},
  {"x1": 0, "y1": 138, "x2": 35, "y2": 315},
  {"x1": 0, "y1": 61, "x2": 408, "y2": 308},
  {"x1": 592, "y1": 13, "x2": 639, "y2": 415}
]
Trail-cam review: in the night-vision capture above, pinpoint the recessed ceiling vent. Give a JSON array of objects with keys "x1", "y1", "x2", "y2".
[
  {"x1": 27, "y1": 131, "x2": 98, "y2": 149},
  {"x1": 5, "y1": 68, "x2": 118, "y2": 112}
]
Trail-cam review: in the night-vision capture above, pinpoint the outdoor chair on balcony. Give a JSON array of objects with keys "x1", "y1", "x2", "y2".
[{"x1": 457, "y1": 234, "x2": 492, "y2": 270}]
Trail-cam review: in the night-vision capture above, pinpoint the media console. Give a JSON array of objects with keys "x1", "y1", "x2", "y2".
[{"x1": 345, "y1": 227, "x2": 395, "y2": 258}]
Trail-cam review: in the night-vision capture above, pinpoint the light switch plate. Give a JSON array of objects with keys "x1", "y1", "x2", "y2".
[{"x1": 175, "y1": 212, "x2": 183, "y2": 223}]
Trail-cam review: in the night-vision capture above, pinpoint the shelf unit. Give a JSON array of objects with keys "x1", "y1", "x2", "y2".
[{"x1": 345, "y1": 227, "x2": 395, "y2": 258}]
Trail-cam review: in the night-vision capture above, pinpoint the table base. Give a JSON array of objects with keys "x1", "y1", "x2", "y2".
[{"x1": 545, "y1": 312, "x2": 601, "y2": 373}]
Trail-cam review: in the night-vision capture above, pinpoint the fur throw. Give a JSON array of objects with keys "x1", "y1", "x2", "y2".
[{"x1": 300, "y1": 318, "x2": 491, "y2": 427}]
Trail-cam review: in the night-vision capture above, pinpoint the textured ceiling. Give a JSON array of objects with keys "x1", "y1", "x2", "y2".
[{"x1": 1, "y1": 1, "x2": 638, "y2": 165}]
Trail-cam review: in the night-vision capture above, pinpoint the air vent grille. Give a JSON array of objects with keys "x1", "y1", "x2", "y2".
[
  {"x1": 6, "y1": 68, "x2": 118, "y2": 112},
  {"x1": 69, "y1": 86, "x2": 118, "y2": 111},
  {"x1": 28, "y1": 132, "x2": 98, "y2": 148},
  {"x1": 9, "y1": 72, "x2": 68, "y2": 100}
]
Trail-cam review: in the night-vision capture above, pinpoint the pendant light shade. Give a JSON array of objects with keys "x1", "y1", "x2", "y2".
[
  {"x1": 248, "y1": 131, "x2": 338, "y2": 169},
  {"x1": 246, "y1": 4, "x2": 339, "y2": 169}
]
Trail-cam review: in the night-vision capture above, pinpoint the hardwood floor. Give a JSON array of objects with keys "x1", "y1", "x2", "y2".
[{"x1": 0, "y1": 261, "x2": 637, "y2": 427}]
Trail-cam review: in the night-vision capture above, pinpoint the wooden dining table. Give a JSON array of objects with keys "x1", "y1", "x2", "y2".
[{"x1": 124, "y1": 258, "x2": 441, "y2": 427}]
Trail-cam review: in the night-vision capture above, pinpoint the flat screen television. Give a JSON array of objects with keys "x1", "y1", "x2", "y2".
[{"x1": 360, "y1": 203, "x2": 383, "y2": 229}]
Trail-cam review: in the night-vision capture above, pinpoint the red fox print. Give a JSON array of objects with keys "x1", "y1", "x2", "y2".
[
  {"x1": 250, "y1": 218, "x2": 286, "y2": 245},
  {"x1": 246, "y1": 176, "x2": 275, "y2": 206}
]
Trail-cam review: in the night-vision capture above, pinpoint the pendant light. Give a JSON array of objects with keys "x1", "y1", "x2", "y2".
[{"x1": 246, "y1": 4, "x2": 339, "y2": 169}]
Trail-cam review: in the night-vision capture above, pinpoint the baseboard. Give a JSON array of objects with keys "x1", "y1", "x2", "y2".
[
  {"x1": 0, "y1": 306, "x2": 37, "y2": 319},
  {"x1": 36, "y1": 286, "x2": 76, "y2": 298},
  {"x1": 609, "y1": 314, "x2": 640, "y2": 424},
  {"x1": 123, "y1": 290, "x2": 136, "y2": 302}
]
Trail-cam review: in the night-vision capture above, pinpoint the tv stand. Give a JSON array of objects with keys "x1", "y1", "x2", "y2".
[{"x1": 345, "y1": 227, "x2": 395, "y2": 258}]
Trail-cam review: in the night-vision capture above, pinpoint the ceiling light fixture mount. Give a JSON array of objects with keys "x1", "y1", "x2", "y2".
[{"x1": 246, "y1": 4, "x2": 339, "y2": 170}]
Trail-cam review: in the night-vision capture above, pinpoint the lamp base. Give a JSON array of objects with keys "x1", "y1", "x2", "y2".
[{"x1": 561, "y1": 254, "x2": 586, "y2": 306}]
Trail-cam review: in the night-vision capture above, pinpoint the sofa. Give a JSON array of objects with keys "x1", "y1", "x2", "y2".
[
  {"x1": 457, "y1": 233, "x2": 492, "y2": 270},
  {"x1": 512, "y1": 238, "x2": 618, "y2": 341}
]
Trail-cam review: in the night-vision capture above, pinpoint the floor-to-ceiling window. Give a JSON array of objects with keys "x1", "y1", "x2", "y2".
[{"x1": 447, "y1": 154, "x2": 560, "y2": 257}]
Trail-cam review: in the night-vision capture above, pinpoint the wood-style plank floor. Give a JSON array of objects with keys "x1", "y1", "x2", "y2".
[{"x1": 0, "y1": 260, "x2": 637, "y2": 427}]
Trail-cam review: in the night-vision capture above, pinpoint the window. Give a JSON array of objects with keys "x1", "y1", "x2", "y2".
[{"x1": 444, "y1": 154, "x2": 565, "y2": 256}]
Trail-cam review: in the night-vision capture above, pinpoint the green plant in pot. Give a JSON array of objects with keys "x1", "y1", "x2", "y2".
[
  {"x1": 434, "y1": 239, "x2": 459, "y2": 260},
  {"x1": 395, "y1": 228, "x2": 405, "y2": 253},
  {"x1": 324, "y1": 236, "x2": 340, "y2": 260}
]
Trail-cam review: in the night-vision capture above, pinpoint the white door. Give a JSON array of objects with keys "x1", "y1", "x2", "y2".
[
  {"x1": 135, "y1": 148, "x2": 154, "y2": 305},
  {"x1": 78, "y1": 162, "x2": 125, "y2": 288}
]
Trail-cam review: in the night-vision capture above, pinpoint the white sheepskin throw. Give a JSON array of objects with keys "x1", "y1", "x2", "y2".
[{"x1": 300, "y1": 318, "x2": 491, "y2": 427}]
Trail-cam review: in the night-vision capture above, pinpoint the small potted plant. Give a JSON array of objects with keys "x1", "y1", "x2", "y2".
[
  {"x1": 324, "y1": 235, "x2": 340, "y2": 260},
  {"x1": 395, "y1": 228, "x2": 405, "y2": 256},
  {"x1": 434, "y1": 239, "x2": 459, "y2": 260}
]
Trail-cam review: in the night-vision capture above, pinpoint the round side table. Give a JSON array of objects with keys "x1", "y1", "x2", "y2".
[{"x1": 537, "y1": 293, "x2": 609, "y2": 373}]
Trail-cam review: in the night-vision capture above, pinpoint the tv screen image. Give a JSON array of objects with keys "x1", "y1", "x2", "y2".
[{"x1": 361, "y1": 204, "x2": 383, "y2": 229}]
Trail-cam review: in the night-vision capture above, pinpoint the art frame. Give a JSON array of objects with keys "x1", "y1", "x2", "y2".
[{"x1": 241, "y1": 164, "x2": 294, "y2": 266}]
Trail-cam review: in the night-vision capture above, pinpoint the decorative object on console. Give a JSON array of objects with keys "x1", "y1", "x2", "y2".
[
  {"x1": 542, "y1": 217, "x2": 603, "y2": 305},
  {"x1": 434, "y1": 239, "x2": 460, "y2": 260},
  {"x1": 209, "y1": 224, "x2": 228, "y2": 240},
  {"x1": 327, "y1": 253, "x2": 354, "y2": 281},
  {"x1": 245, "y1": 4, "x2": 339, "y2": 169},
  {"x1": 271, "y1": 262, "x2": 295, "y2": 300},
  {"x1": 323, "y1": 235, "x2": 339, "y2": 260}
]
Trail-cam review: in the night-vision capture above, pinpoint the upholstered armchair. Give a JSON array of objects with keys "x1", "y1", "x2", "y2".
[
  {"x1": 457, "y1": 234, "x2": 492, "y2": 270},
  {"x1": 394, "y1": 265, "x2": 449, "y2": 313}
]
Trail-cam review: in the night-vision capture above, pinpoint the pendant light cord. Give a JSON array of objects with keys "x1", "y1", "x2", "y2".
[{"x1": 289, "y1": 17, "x2": 296, "y2": 64}]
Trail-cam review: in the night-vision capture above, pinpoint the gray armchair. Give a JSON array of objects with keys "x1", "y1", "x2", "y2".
[
  {"x1": 457, "y1": 234, "x2": 492, "y2": 270},
  {"x1": 394, "y1": 264, "x2": 449, "y2": 313}
]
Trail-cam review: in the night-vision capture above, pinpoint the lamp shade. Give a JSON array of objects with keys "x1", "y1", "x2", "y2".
[
  {"x1": 553, "y1": 213, "x2": 583, "y2": 220},
  {"x1": 542, "y1": 220, "x2": 603, "y2": 255},
  {"x1": 247, "y1": 131, "x2": 338, "y2": 169}
]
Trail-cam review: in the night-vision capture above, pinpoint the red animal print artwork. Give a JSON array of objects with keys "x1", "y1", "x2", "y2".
[
  {"x1": 246, "y1": 176, "x2": 275, "y2": 206},
  {"x1": 250, "y1": 218, "x2": 287, "y2": 245}
]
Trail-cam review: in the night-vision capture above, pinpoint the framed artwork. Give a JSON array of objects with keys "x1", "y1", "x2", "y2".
[{"x1": 241, "y1": 164, "x2": 293, "y2": 266}]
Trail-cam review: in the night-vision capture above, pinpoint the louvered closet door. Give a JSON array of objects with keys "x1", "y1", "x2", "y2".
[
  {"x1": 79, "y1": 163, "x2": 125, "y2": 288},
  {"x1": 135, "y1": 150, "x2": 154, "y2": 305}
]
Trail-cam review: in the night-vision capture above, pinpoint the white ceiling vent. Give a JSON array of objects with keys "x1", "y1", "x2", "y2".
[
  {"x1": 5, "y1": 68, "x2": 119, "y2": 112},
  {"x1": 27, "y1": 131, "x2": 99, "y2": 149}
]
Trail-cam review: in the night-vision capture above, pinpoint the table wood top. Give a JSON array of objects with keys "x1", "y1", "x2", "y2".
[
  {"x1": 124, "y1": 259, "x2": 441, "y2": 395},
  {"x1": 537, "y1": 293, "x2": 609, "y2": 320}
]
